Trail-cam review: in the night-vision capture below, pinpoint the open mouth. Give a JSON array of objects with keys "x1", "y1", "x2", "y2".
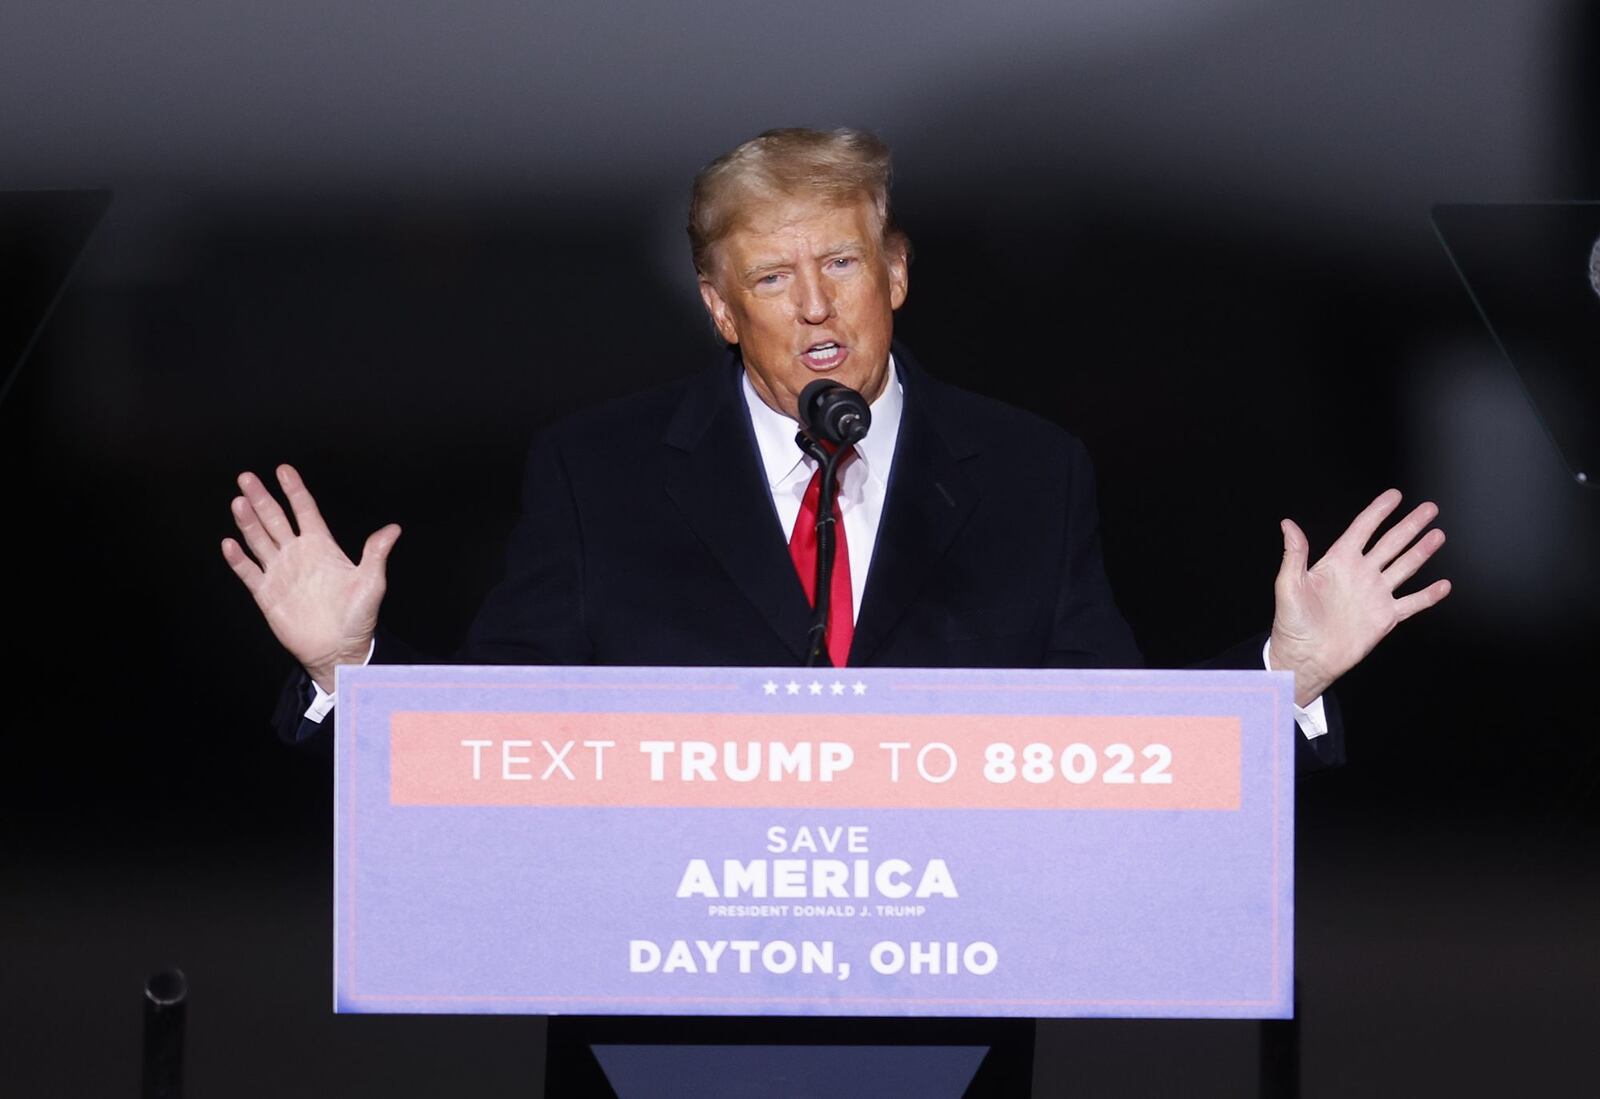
[{"x1": 803, "y1": 341, "x2": 847, "y2": 368}]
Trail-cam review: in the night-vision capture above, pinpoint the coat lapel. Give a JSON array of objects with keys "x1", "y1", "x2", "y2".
[
  {"x1": 661, "y1": 357, "x2": 815, "y2": 662},
  {"x1": 849, "y1": 352, "x2": 981, "y2": 665}
]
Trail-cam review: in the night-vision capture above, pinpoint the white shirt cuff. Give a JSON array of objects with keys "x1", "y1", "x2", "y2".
[
  {"x1": 302, "y1": 638, "x2": 377, "y2": 724},
  {"x1": 1263, "y1": 639, "x2": 1329, "y2": 740}
]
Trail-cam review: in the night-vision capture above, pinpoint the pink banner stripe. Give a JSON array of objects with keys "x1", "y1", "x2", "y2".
[
  {"x1": 390, "y1": 712, "x2": 1239, "y2": 810},
  {"x1": 349, "y1": 993, "x2": 1276, "y2": 1007}
]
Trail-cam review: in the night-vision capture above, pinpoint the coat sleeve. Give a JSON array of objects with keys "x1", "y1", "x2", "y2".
[
  {"x1": 457, "y1": 430, "x2": 595, "y2": 666},
  {"x1": 269, "y1": 631, "x2": 425, "y2": 748},
  {"x1": 1197, "y1": 634, "x2": 1347, "y2": 776},
  {"x1": 1043, "y1": 434, "x2": 1143, "y2": 670}
]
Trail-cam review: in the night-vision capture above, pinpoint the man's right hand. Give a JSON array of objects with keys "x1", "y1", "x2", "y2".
[{"x1": 221, "y1": 464, "x2": 400, "y2": 694}]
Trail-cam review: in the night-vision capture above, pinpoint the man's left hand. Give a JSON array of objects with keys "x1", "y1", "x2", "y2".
[{"x1": 1269, "y1": 488, "x2": 1451, "y2": 706}]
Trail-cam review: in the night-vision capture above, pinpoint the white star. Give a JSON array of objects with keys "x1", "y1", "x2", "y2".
[
  {"x1": 830, "y1": 681, "x2": 846, "y2": 695},
  {"x1": 763, "y1": 680, "x2": 778, "y2": 695},
  {"x1": 852, "y1": 681, "x2": 867, "y2": 695},
  {"x1": 786, "y1": 681, "x2": 801, "y2": 695},
  {"x1": 809, "y1": 681, "x2": 824, "y2": 695}
]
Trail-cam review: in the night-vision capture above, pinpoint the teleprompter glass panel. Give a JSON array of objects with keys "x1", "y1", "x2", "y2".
[
  {"x1": 0, "y1": 190, "x2": 111, "y2": 408},
  {"x1": 1433, "y1": 202, "x2": 1600, "y2": 487}
]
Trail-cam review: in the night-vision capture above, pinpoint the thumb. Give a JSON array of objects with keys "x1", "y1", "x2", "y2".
[
  {"x1": 360, "y1": 523, "x2": 403, "y2": 572},
  {"x1": 1277, "y1": 518, "x2": 1309, "y2": 585}
]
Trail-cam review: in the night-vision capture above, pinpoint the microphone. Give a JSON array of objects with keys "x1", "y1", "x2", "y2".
[
  {"x1": 793, "y1": 380, "x2": 869, "y2": 667},
  {"x1": 798, "y1": 380, "x2": 871, "y2": 446}
]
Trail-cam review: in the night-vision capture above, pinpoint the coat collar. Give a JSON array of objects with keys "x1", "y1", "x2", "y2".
[
  {"x1": 661, "y1": 350, "x2": 815, "y2": 661},
  {"x1": 848, "y1": 342, "x2": 980, "y2": 663}
]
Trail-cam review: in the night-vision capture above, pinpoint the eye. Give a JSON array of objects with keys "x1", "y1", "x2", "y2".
[
  {"x1": 755, "y1": 272, "x2": 784, "y2": 287},
  {"x1": 829, "y1": 256, "x2": 857, "y2": 270}
]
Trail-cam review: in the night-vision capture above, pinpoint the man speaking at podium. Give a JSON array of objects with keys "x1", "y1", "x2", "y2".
[
  {"x1": 221, "y1": 127, "x2": 1448, "y2": 762},
  {"x1": 219, "y1": 125, "x2": 1449, "y2": 1094}
]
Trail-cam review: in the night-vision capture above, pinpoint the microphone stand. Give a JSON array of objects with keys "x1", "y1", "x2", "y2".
[
  {"x1": 141, "y1": 968, "x2": 188, "y2": 1099},
  {"x1": 796, "y1": 432, "x2": 846, "y2": 668}
]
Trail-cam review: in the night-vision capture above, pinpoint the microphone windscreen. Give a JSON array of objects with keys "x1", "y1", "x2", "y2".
[{"x1": 799, "y1": 380, "x2": 871, "y2": 445}]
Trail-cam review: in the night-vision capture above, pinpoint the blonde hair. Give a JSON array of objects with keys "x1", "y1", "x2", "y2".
[{"x1": 688, "y1": 127, "x2": 905, "y2": 276}]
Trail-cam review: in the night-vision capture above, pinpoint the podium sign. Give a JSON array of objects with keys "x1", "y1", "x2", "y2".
[{"x1": 334, "y1": 666, "x2": 1294, "y2": 1018}]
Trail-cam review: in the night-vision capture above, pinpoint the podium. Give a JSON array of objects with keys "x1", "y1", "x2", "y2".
[{"x1": 334, "y1": 665, "x2": 1295, "y2": 1096}]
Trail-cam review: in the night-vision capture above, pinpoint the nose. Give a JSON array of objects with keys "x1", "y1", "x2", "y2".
[{"x1": 792, "y1": 267, "x2": 835, "y2": 324}]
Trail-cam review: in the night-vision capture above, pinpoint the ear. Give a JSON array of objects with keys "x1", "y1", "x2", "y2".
[
  {"x1": 697, "y1": 276, "x2": 741, "y2": 344},
  {"x1": 885, "y1": 240, "x2": 910, "y2": 311}
]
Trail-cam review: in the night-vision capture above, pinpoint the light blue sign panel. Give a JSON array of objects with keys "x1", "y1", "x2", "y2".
[{"x1": 335, "y1": 665, "x2": 1294, "y2": 1018}]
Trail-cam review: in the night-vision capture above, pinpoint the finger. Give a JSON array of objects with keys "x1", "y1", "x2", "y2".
[
  {"x1": 276, "y1": 463, "x2": 331, "y2": 539},
  {"x1": 221, "y1": 537, "x2": 265, "y2": 594},
  {"x1": 1276, "y1": 518, "x2": 1310, "y2": 587},
  {"x1": 1368, "y1": 500, "x2": 1439, "y2": 567},
  {"x1": 237, "y1": 470, "x2": 296, "y2": 544},
  {"x1": 1394, "y1": 578, "x2": 1452, "y2": 622},
  {"x1": 1330, "y1": 488, "x2": 1403, "y2": 556},
  {"x1": 231, "y1": 495, "x2": 279, "y2": 563},
  {"x1": 359, "y1": 523, "x2": 403, "y2": 572},
  {"x1": 1382, "y1": 528, "x2": 1445, "y2": 590}
]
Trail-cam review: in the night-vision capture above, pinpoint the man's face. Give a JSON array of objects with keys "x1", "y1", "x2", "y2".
[{"x1": 698, "y1": 195, "x2": 909, "y2": 421}]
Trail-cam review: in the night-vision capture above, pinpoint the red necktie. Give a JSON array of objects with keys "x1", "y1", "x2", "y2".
[{"x1": 788, "y1": 453, "x2": 853, "y2": 667}]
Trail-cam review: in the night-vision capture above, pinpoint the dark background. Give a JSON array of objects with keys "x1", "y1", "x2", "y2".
[{"x1": 3, "y1": 2, "x2": 1596, "y2": 1095}]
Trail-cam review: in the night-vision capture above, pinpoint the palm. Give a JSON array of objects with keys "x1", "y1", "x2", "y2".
[
  {"x1": 1270, "y1": 489, "x2": 1451, "y2": 706},
  {"x1": 251, "y1": 528, "x2": 381, "y2": 663},
  {"x1": 221, "y1": 465, "x2": 400, "y2": 691}
]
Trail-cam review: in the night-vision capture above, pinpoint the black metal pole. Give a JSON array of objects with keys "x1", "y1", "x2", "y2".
[
  {"x1": 141, "y1": 968, "x2": 188, "y2": 1099},
  {"x1": 1259, "y1": 981, "x2": 1300, "y2": 1099},
  {"x1": 797, "y1": 433, "x2": 845, "y2": 667}
]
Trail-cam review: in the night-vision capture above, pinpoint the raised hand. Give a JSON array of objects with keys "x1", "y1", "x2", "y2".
[
  {"x1": 1269, "y1": 489, "x2": 1451, "y2": 706},
  {"x1": 221, "y1": 464, "x2": 400, "y2": 693}
]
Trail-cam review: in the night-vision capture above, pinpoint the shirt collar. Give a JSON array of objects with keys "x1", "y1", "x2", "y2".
[{"x1": 741, "y1": 356, "x2": 905, "y2": 492}]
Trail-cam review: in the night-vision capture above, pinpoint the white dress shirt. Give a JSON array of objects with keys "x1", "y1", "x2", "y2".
[{"x1": 308, "y1": 357, "x2": 1326, "y2": 739}]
